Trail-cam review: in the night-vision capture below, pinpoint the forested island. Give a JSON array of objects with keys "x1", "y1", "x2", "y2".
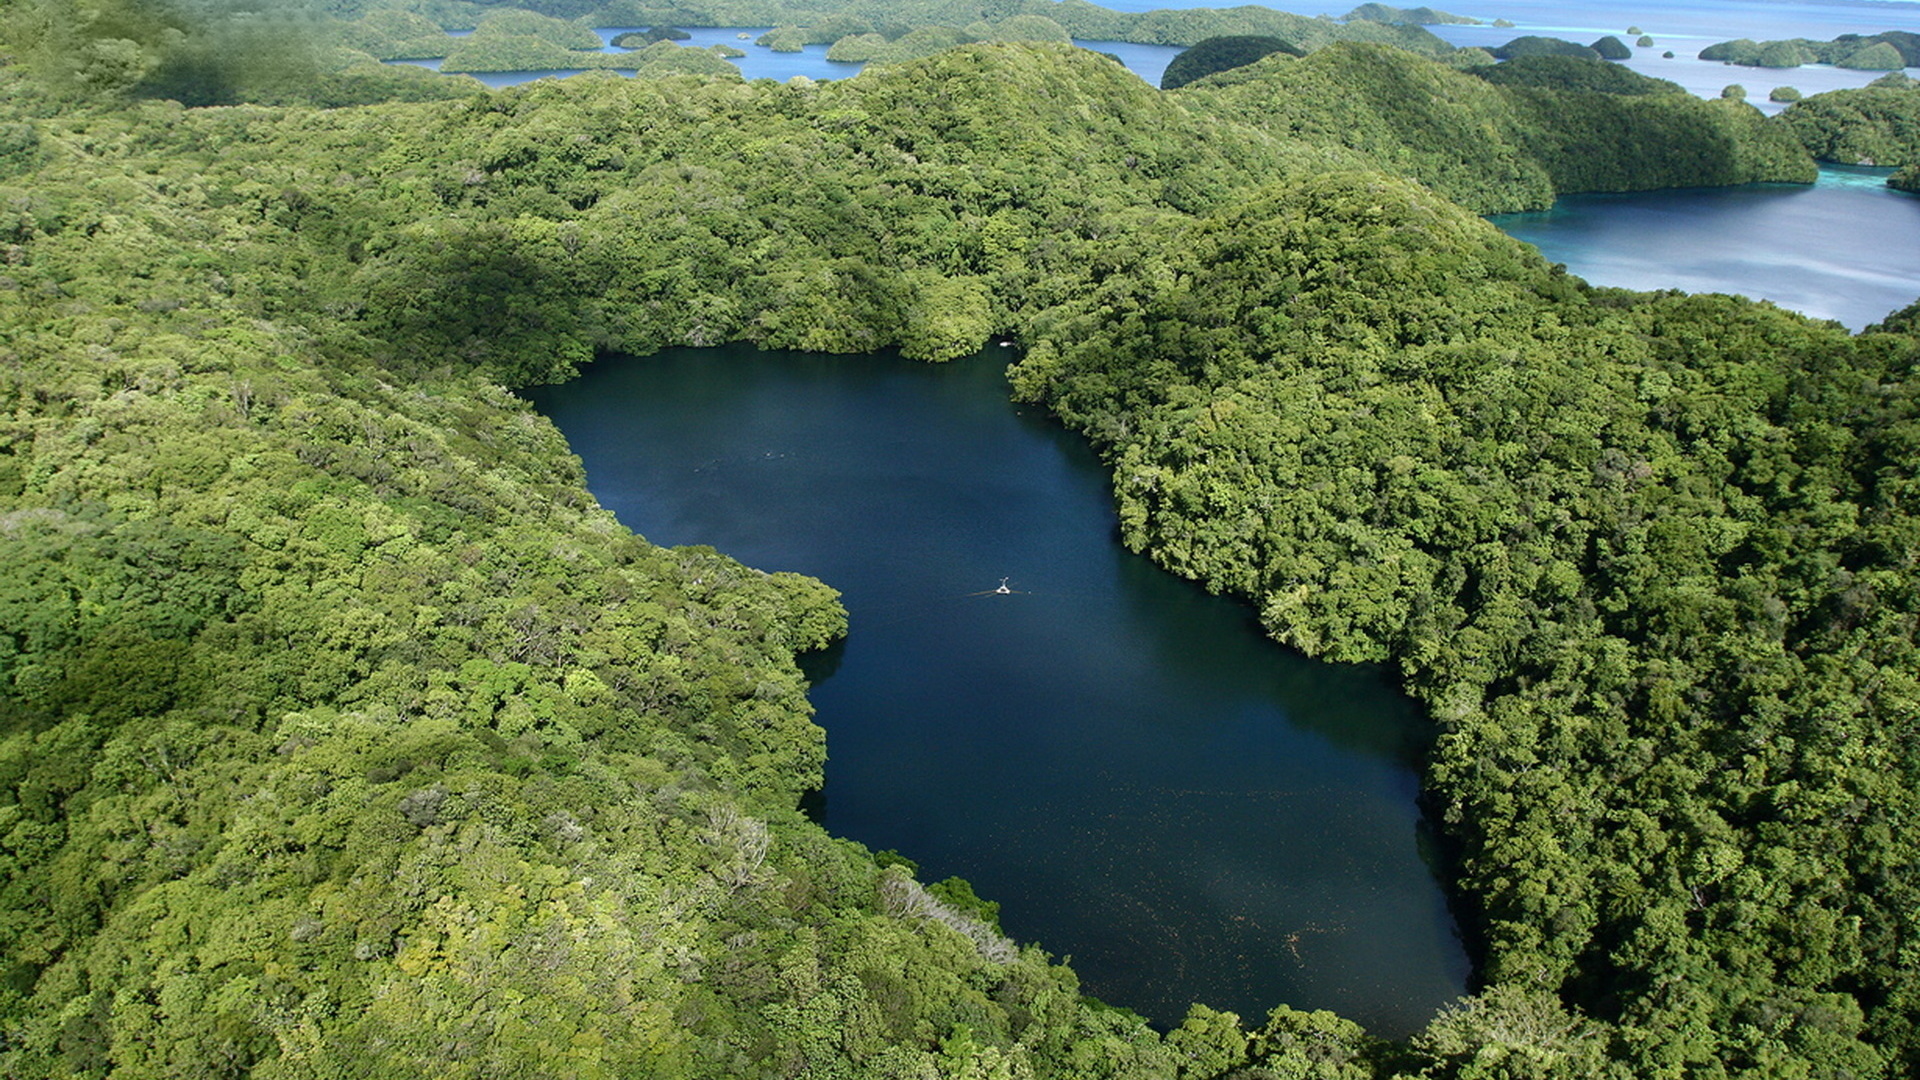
[
  {"x1": 4, "y1": 1, "x2": 1920, "y2": 1077},
  {"x1": 331, "y1": 0, "x2": 1449, "y2": 77},
  {"x1": 1699, "y1": 29, "x2": 1919, "y2": 70}
]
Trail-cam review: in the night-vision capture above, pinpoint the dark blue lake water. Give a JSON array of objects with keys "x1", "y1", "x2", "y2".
[
  {"x1": 1492, "y1": 165, "x2": 1920, "y2": 329},
  {"x1": 1106, "y1": 0, "x2": 1916, "y2": 40},
  {"x1": 527, "y1": 346, "x2": 1469, "y2": 1035}
]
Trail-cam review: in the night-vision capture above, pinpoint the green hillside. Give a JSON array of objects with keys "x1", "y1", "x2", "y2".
[
  {"x1": 1775, "y1": 79, "x2": 1920, "y2": 166},
  {"x1": 1177, "y1": 46, "x2": 1812, "y2": 212}
]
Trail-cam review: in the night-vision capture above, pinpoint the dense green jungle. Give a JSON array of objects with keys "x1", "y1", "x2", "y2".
[
  {"x1": 1697, "y1": 30, "x2": 1919, "y2": 71},
  {"x1": 5, "y1": 1, "x2": 1920, "y2": 1077}
]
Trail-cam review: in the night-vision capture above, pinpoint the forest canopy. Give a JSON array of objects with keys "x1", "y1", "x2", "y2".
[
  {"x1": 1178, "y1": 46, "x2": 1811, "y2": 213},
  {"x1": 1158, "y1": 34, "x2": 1303, "y2": 90},
  {"x1": 1490, "y1": 35, "x2": 1602, "y2": 60},
  {"x1": 4, "y1": 2, "x2": 1920, "y2": 1077},
  {"x1": 224, "y1": 0, "x2": 1462, "y2": 77},
  {"x1": 1341, "y1": 4, "x2": 1481, "y2": 27},
  {"x1": 1774, "y1": 78, "x2": 1920, "y2": 166}
]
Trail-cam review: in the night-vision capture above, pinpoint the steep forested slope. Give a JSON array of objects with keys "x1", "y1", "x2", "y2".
[
  {"x1": 3, "y1": 20, "x2": 1919, "y2": 1080},
  {"x1": 1182, "y1": 47, "x2": 1815, "y2": 212},
  {"x1": 1775, "y1": 78, "x2": 1920, "y2": 166}
]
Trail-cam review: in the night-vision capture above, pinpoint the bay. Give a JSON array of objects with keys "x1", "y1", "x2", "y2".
[
  {"x1": 526, "y1": 345, "x2": 1469, "y2": 1035},
  {"x1": 1491, "y1": 165, "x2": 1920, "y2": 329}
]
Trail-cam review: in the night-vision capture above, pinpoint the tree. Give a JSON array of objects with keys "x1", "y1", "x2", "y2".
[
  {"x1": 1409, "y1": 986, "x2": 1613, "y2": 1079},
  {"x1": 901, "y1": 273, "x2": 993, "y2": 362}
]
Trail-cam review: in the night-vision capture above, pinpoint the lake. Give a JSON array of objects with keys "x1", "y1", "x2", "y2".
[
  {"x1": 1491, "y1": 165, "x2": 1920, "y2": 329},
  {"x1": 512, "y1": 0, "x2": 1920, "y2": 1042},
  {"x1": 522, "y1": 163, "x2": 1920, "y2": 1045},
  {"x1": 526, "y1": 346, "x2": 1470, "y2": 1035}
]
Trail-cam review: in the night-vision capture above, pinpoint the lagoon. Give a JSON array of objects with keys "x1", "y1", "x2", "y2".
[
  {"x1": 1492, "y1": 165, "x2": 1920, "y2": 330},
  {"x1": 527, "y1": 346, "x2": 1470, "y2": 1036}
]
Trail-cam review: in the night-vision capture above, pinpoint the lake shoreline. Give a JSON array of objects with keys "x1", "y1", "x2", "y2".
[{"x1": 528, "y1": 344, "x2": 1472, "y2": 1035}]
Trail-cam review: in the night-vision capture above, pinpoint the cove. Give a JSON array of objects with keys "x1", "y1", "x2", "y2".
[
  {"x1": 527, "y1": 346, "x2": 1469, "y2": 1035},
  {"x1": 1491, "y1": 166, "x2": 1920, "y2": 330}
]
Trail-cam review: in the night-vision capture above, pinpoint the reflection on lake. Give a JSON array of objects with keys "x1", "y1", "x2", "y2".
[
  {"x1": 526, "y1": 345, "x2": 1470, "y2": 1036},
  {"x1": 1491, "y1": 166, "x2": 1920, "y2": 330}
]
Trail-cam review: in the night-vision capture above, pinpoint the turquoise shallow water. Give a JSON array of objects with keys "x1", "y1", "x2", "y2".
[
  {"x1": 527, "y1": 346, "x2": 1470, "y2": 1035},
  {"x1": 1491, "y1": 166, "x2": 1920, "y2": 330}
]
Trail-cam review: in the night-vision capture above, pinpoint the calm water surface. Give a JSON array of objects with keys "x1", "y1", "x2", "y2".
[
  {"x1": 527, "y1": 346, "x2": 1469, "y2": 1035},
  {"x1": 1492, "y1": 165, "x2": 1920, "y2": 329}
]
